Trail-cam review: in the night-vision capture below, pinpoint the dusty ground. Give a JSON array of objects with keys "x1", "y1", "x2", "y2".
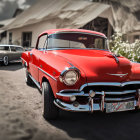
[{"x1": 0, "y1": 62, "x2": 140, "y2": 140}]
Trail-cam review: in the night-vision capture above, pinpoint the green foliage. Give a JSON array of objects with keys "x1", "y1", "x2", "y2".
[{"x1": 109, "y1": 33, "x2": 140, "y2": 62}]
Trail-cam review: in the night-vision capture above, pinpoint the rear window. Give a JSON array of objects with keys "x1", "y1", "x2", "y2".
[
  {"x1": 10, "y1": 47, "x2": 16, "y2": 52},
  {"x1": 16, "y1": 47, "x2": 23, "y2": 52}
]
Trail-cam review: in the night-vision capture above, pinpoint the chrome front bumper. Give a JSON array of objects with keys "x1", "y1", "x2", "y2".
[
  {"x1": 54, "y1": 99, "x2": 137, "y2": 112},
  {"x1": 54, "y1": 81, "x2": 140, "y2": 112}
]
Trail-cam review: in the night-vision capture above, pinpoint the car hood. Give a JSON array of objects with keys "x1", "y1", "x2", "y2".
[{"x1": 51, "y1": 49, "x2": 132, "y2": 83}]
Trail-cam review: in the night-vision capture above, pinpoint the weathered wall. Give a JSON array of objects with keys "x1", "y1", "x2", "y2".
[{"x1": 8, "y1": 20, "x2": 56, "y2": 47}]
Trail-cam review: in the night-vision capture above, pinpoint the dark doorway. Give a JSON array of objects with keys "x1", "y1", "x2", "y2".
[
  {"x1": 9, "y1": 32, "x2": 12, "y2": 44},
  {"x1": 22, "y1": 32, "x2": 32, "y2": 47},
  {"x1": 81, "y1": 17, "x2": 113, "y2": 38}
]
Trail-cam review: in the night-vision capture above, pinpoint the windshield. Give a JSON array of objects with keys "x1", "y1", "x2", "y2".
[
  {"x1": 0, "y1": 46, "x2": 10, "y2": 51},
  {"x1": 47, "y1": 32, "x2": 108, "y2": 50}
]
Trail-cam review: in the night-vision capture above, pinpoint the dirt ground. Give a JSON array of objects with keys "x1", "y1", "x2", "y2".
[{"x1": 0, "y1": 62, "x2": 140, "y2": 140}]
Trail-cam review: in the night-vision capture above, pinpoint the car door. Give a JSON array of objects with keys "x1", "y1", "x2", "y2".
[
  {"x1": 10, "y1": 46, "x2": 17, "y2": 61},
  {"x1": 29, "y1": 34, "x2": 47, "y2": 82}
]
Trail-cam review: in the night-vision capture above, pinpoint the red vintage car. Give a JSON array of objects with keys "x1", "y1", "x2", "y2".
[{"x1": 22, "y1": 29, "x2": 140, "y2": 119}]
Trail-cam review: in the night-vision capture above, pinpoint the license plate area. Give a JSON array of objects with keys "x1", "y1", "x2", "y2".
[{"x1": 106, "y1": 101, "x2": 135, "y2": 113}]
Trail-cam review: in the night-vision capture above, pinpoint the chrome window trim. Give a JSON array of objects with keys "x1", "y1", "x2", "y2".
[{"x1": 43, "y1": 48, "x2": 109, "y2": 51}]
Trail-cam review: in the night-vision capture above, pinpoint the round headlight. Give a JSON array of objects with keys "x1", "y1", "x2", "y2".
[{"x1": 63, "y1": 70, "x2": 79, "y2": 86}]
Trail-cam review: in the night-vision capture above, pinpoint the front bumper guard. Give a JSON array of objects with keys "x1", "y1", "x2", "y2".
[
  {"x1": 54, "y1": 99, "x2": 137, "y2": 112},
  {"x1": 54, "y1": 91, "x2": 138, "y2": 112},
  {"x1": 54, "y1": 99, "x2": 105, "y2": 112}
]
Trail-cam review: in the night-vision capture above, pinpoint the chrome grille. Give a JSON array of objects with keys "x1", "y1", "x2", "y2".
[{"x1": 82, "y1": 82, "x2": 140, "y2": 102}]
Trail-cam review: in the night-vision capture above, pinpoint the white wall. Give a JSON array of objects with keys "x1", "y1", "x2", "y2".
[
  {"x1": 8, "y1": 20, "x2": 56, "y2": 47},
  {"x1": 0, "y1": 37, "x2": 7, "y2": 44},
  {"x1": 127, "y1": 31, "x2": 140, "y2": 43}
]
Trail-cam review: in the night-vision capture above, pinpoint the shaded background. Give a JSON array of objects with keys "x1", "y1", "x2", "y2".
[
  {"x1": 0, "y1": 0, "x2": 139, "y2": 21},
  {"x1": 0, "y1": 0, "x2": 37, "y2": 20}
]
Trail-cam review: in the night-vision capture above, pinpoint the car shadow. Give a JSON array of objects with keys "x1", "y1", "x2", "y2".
[
  {"x1": 0, "y1": 62, "x2": 23, "y2": 71},
  {"x1": 49, "y1": 110, "x2": 140, "y2": 140}
]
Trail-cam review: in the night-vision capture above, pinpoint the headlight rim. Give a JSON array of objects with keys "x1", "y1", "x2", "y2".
[{"x1": 59, "y1": 68, "x2": 80, "y2": 86}]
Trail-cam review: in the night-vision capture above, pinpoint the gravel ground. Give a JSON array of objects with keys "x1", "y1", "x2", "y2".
[{"x1": 0, "y1": 62, "x2": 140, "y2": 140}]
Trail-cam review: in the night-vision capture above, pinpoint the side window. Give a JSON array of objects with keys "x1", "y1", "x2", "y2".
[
  {"x1": 38, "y1": 35, "x2": 47, "y2": 50},
  {"x1": 11, "y1": 47, "x2": 16, "y2": 52},
  {"x1": 4, "y1": 46, "x2": 10, "y2": 51},
  {"x1": 94, "y1": 38, "x2": 104, "y2": 49},
  {"x1": 16, "y1": 47, "x2": 23, "y2": 52}
]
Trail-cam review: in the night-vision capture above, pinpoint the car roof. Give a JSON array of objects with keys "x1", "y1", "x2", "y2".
[
  {"x1": 0, "y1": 45, "x2": 23, "y2": 48},
  {"x1": 39, "y1": 28, "x2": 106, "y2": 38}
]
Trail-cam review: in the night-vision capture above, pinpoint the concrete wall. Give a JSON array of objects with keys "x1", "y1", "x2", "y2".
[{"x1": 8, "y1": 20, "x2": 56, "y2": 47}]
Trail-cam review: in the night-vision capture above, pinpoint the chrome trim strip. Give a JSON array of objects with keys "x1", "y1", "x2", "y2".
[
  {"x1": 107, "y1": 73, "x2": 128, "y2": 77},
  {"x1": 96, "y1": 90, "x2": 136, "y2": 95},
  {"x1": 21, "y1": 58, "x2": 56, "y2": 81},
  {"x1": 57, "y1": 90, "x2": 136, "y2": 97},
  {"x1": 60, "y1": 89, "x2": 79, "y2": 93},
  {"x1": 29, "y1": 74, "x2": 41, "y2": 90},
  {"x1": 56, "y1": 91, "x2": 84, "y2": 97},
  {"x1": 80, "y1": 83, "x2": 88, "y2": 91},
  {"x1": 80, "y1": 81, "x2": 140, "y2": 91},
  {"x1": 105, "y1": 96, "x2": 135, "y2": 101},
  {"x1": 21, "y1": 57, "x2": 27, "y2": 63},
  {"x1": 38, "y1": 67, "x2": 56, "y2": 81},
  {"x1": 67, "y1": 62, "x2": 74, "y2": 67}
]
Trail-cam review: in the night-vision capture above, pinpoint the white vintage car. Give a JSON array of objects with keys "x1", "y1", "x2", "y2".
[{"x1": 0, "y1": 45, "x2": 24, "y2": 65}]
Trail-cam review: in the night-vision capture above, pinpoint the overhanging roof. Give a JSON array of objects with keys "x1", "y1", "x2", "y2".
[
  {"x1": 0, "y1": 18, "x2": 15, "y2": 26},
  {"x1": 4, "y1": 0, "x2": 111, "y2": 30}
]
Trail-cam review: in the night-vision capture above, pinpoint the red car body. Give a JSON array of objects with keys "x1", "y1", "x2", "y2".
[{"x1": 22, "y1": 29, "x2": 140, "y2": 118}]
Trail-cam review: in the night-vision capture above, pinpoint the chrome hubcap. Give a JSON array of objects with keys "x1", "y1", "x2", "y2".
[{"x1": 3, "y1": 56, "x2": 8, "y2": 65}]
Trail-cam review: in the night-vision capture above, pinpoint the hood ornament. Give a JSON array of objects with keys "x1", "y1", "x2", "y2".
[
  {"x1": 111, "y1": 54, "x2": 119, "y2": 64},
  {"x1": 107, "y1": 73, "x2": 128, "y2": 78}
]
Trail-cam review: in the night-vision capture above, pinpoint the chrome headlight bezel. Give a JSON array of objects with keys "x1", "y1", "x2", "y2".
[{"x1": 59, "y1": 68, "x2": 80, "y2": 86}]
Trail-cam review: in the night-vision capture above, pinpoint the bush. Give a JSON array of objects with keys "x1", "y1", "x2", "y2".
[{"x1": 109, "y1": 33, "x2": 140, "y2": 62}]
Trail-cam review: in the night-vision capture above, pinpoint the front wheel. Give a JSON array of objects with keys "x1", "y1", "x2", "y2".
[
  {"x1": 42, "y1": 81, "x2": 59, "y2": 120},
  {"x1": 3, "y1": 56, "x2": 9, "y2": 66}
]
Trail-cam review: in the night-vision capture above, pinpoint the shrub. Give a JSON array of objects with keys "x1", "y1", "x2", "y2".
[{"x1": 109, "y1": 33, "x2": 140, "y2": 62}]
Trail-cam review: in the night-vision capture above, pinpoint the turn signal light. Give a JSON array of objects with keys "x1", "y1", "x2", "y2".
[{"x1": 70, "y1": 95, "x2": 76, "y2": 102}]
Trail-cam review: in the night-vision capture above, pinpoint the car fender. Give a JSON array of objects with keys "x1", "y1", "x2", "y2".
[{"x1": 21, "y1": 51, "x2": 30, "y2": 68}]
